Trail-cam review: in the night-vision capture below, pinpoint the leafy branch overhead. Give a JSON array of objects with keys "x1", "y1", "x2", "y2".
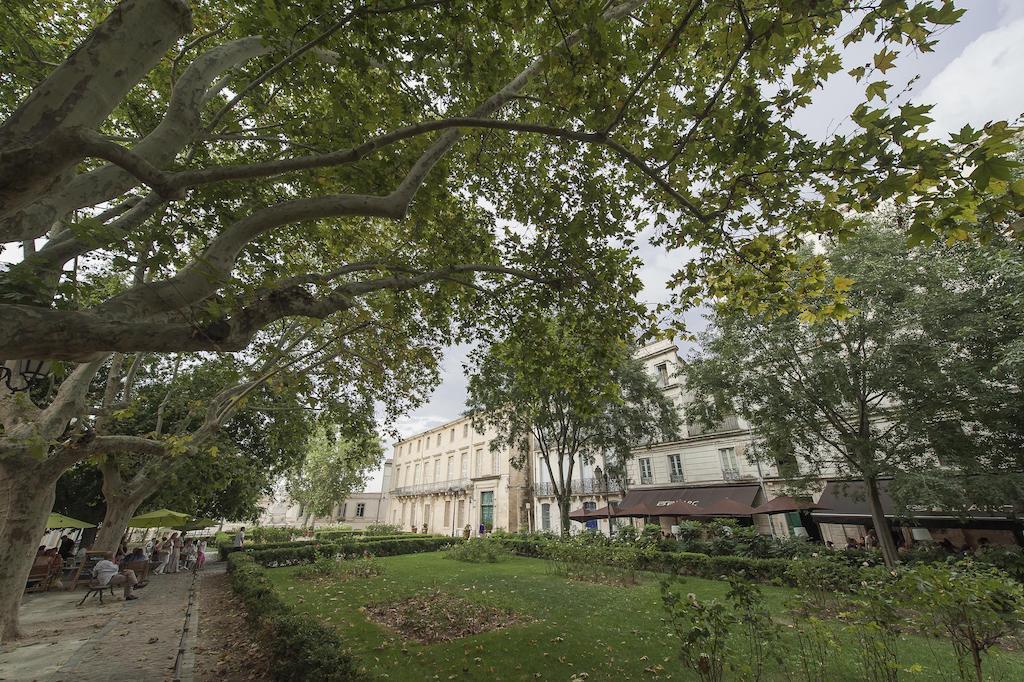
[{"x1": 1, "y1": 0, "x2": 1019, "y2": 359}]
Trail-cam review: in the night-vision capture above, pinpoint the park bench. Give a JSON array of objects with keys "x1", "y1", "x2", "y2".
[{"x1": 25, "y1": 555, "x2": 61, "y2": 593}]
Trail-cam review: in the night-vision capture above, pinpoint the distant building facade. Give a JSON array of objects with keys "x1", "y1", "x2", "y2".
[
  {"x1": 385, "y1": 414, "x2": 530, "y2": 536},
  {"x1": 257, "y1": 461, "x2": 392, "y2": 530}
]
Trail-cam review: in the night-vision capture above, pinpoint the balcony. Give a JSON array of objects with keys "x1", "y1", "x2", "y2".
[
  {"x1": 639, "y1": 475, "x2": 653, "y2": 485},
  {"x1": 721, "y1": 468, "x2": 741, "y2": 481},
  {"x1": 669, "y1": 473, "x2": 685, "y2": 483},
  {"x1": 392, "y1": 479, "x2": 473, "y2": 498},
  {"x1": 533, "y1": 477, "x2": 627, "y2": 497},
  {"x1": 686, "y1": 414, "x2": 741, "y2": 437}
]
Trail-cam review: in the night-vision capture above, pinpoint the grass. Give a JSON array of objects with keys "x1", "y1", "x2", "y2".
[{"x1": 266, "y1": 552, "x2": 1024, "y2": 681}]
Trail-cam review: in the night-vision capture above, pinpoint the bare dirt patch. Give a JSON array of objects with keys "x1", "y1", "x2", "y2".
[
  {"x1": 364, "y1": 589, "x2": 530, "y2": 644},
  {"x1": 195, "y1": 571, "x2": 272, "y2": 681}
]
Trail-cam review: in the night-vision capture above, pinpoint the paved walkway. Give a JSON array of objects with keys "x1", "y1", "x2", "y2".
[{"x1": 0, "y1": 563, "x2": 223, "y2": 682}]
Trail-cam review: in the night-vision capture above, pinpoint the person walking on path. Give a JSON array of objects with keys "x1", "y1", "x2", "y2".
[
  {"x1": 167, "y1": 532, "x2": 182, "y2": 573},
  {"x1": 233, "y1": 527, "x2": 245, "y2": 549},
  {"x1": 152, "y1": 536, "x2": 170, "y2": 574},
  {"x1": 196, "y1": 539, "x2": 207, "y2": 571}
]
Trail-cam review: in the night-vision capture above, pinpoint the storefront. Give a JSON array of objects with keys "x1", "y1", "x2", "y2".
[{"x1": 810, "y1": 479, "x2": 1024, "y2": 548}]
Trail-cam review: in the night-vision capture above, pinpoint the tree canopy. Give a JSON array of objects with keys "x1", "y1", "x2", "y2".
[
  {"x1": 467, "y1": 306, "x2": 680, "y2": 535},
  {"x1": 286, "y1": 425, "x2": 383, "y2": 524},
  {"x1": 683, "y1": 220, "x2": 1024, "y2": 565}
]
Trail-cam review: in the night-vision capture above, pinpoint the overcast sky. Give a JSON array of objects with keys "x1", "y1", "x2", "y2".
[{"x1": 362, "y1": 0, "x2": 1024, "y2": 492}]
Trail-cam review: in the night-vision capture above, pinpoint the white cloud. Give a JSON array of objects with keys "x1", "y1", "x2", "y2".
[{"x1": 917, "y1": 17, "x2": 1024, "y2": 136}]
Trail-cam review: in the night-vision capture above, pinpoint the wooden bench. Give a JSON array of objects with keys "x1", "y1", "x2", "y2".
[{"x1": 25, "y1": 556, "x2": 56, "y2": 593}]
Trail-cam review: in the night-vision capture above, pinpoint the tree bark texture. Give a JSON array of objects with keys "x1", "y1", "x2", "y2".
[
  {"x1": 864, "y1": 474, "x2": 899, "y2": 568},
  {"x1": 0, "y1": 457, "x2": 61, "y2": 643}
]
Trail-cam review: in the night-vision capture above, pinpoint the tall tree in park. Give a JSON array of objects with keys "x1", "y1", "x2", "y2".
[
  {"x1": 0, "y1": 0, "x2": 1018, "y2": 640},
  {"x1": 467, "y1": 306, "x2": 680, "y2": 536},
  {"x1": 86, "y1": 312, "x2": 435, "y2": 552},
  {"x1": 286, "y1": 427, "x2": 383, "y2": 528},
  {"x1": 683, "y1": 223, "x2": 1024, "y2": 567}
]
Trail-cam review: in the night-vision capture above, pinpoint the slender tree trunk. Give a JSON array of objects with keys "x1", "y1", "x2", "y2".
[
  {"x1": 0, "y1": 458, "x2": 59, "y2": 643},
  {"x1": 94, "y1": 493, "x2": 144, "y2": 553},
  {"x1": 558, "y1": 495, "x2": 571, "y2": 538},
  {"x1": 864, "y1": 475, "x2": 899, "y2": 568}
]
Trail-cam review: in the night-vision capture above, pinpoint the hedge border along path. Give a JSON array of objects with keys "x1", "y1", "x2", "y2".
[
  {"x1": 228, "y1": 552, "x2": 365, "y2": 682},
  {"x1": 227, "y1": 537, "x2": 464, "y2": 681},
  {"x1": 218, "y1": 534, "x2": 455, "y2": 561}
]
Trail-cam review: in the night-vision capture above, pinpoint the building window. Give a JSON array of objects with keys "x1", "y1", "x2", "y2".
[
  {"x1": 340, "y1": 503, "x2": 347, "y2": 519},
  {"x1": 719, "y1": 447, "x2": 739, "y2": 478},
  {"x1": 541, "y1": 503, "x2": 551, "y2": 531},
  {"x1": 394, "y1": 467, "x2": 400, "y2": 486},
  {"x1": 492, "y1": 448, "x2": 499, "y2": 476},
  {"x1": 668, "y1": 454, "x2": 684, "y2": 482},
  {"x1": 475, "y1": 448, "x2": 484, "y2": 476},
  {"x1": 480, "y1": 491, "x2": 494, "y2": 531},
  {"x1": 457, "y1": 499, "x2": 465, "y2": 527},
  {"x1": 583, "y1": 501, "x2": 597, "y2": 530},
  {"x1": 463, "y1": 423, "x2": 469, "y2": 438},
  {"x1": 417, "y1": 439, "x2": 421, "y2": 452},
  {"x1": 461, "y1": 453, "x2": 469, "y2": 478},
  {"x1": 447, "y1": 455, "x2": 454, "y2": 480},
  {"x1": 655, "y1": 362, "x2": 669, "y2": 387},
  {"x1": 355, "y1": 503, "x2": 365, "y2": 518},
  {"x1": 434, "y1": 459, "x2": 440, "y2": 481},
  {"x1": 639, "y1": 457, "x2": 653, "y2": 484},
  {"x1": 423, "y1": 503, "x2": 430, "y2": 529},
  {"x1": 444, "y1": 500, "x2": 452, "y2": 528},
  {"x1": 414, "y1": 463, "x2": 421, "y2": 483}
]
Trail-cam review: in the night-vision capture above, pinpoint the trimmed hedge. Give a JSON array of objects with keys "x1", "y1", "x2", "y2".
[
  {"x1": 227, "y1": 552, "x2": 364, "y2": 681},
  {"x1": 492, "y1": 535, "x2": 810, "y2": 587},
  {"x1": 314, "y1": 529, "x2": 366, "y2": 541},
  {"x1": 218, "y1": 533, "x2": 443, "y2": 560},
  {"x1": 248, "y1": 536, "x2": 463, "y2": 567}
]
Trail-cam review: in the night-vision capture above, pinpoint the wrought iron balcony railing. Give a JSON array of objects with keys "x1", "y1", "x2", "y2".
[
  {"x1": 669, "y1": 473, "x2": 686, "y2": 483},
  {"x1": 391, "y1": 479, "x2": 473, "y2": 497},
  {"x1": 533, "y1": 477, "x2": 627, "y2": 497}
]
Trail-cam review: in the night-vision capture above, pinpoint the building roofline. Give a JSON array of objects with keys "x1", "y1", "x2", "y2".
[{"x1": 394, "y1": 412, "x2": 479, "y2": 446}]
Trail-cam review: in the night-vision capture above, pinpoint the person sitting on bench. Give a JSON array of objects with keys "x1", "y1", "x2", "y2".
[{"x1": 92, "y1": 553, "x2": 146, "y2": 600}]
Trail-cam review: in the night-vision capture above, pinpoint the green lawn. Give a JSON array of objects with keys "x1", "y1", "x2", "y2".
[{"x1": 266, "y1": 552, "x2": 1024, "y2": 681}]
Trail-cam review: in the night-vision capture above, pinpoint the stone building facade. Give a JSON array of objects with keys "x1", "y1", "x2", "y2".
[{"x1": 386, "y1": 415, "x2": 530, "y2": 536}]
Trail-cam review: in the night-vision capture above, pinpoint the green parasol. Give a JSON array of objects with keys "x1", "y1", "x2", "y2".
[
  {"x1": 174, "y1": 517, "x2": 218, "y2": 531},
  {"x1": 127, "y1": 508, "x2": 191, "y2": 528},
  {"x1": 46, "y1": 512, "x2": 95, "y2": 529}
]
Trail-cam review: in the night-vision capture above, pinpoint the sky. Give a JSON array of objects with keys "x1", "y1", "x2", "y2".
[{"x1": 360, "y1": 0, "x2": 1024, "y2": 492}]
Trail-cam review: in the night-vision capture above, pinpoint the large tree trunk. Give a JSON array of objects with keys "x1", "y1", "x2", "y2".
[
  {"x1": 93, "y1": 493, "x2": 144, "y2": 553},
  {"x1": 864, "y1": 475, "x2": 899, "y2": 568},
  {"x1": 0, "y1": 458, "x2": 59, "y2": 643}
]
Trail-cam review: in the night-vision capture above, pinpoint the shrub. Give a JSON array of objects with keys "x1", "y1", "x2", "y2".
[
  {"x1": 227, "y1": 553, "x2": 364, "y2": 681},
  {"x1": 445, "y1": 538, "x2": 513, "y2": 563},
  {"x1": 894, "y1": 560, "x2": 1024, "y2": 682},
  {"x1": 363, "y1": 523, "x2": 404, "y2": 536},
  {"x1": 785, "y1": 555, "x2": 862, "y2": 611},
  {"x1": 249, "y1": 526, "x2": 303, "y2": 544}
]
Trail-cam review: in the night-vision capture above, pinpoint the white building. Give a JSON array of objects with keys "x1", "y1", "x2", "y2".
[
  {"x1": 385, "y1": 414, "x2": 530, "y2": 536},
  {"x1": 257, "y1": 461, "x2": 393, "y2": 530}
]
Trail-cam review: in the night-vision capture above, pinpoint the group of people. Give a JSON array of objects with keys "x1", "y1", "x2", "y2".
[
  {"x1": 141, "y1": 532, "x2": 208, "y2": 574},
  {"x1": 36, "y1": 531, "x2": 211, "y2": 602}
]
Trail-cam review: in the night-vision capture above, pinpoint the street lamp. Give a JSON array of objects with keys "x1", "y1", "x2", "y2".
[
  {"x1": 1, "y1": 359, "x2": 51, "y2": 393},
  {"x1": 595, "y1": 465, "x2": 614, "y2": 538}
]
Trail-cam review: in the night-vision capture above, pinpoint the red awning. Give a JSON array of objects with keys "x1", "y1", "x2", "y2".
[
  {"x1": 617, "y1": 484, "x2": 762, "y2": 518},
  {"x1": 664, "y1": 497, "x2": 758, "y2": 517},
  {"x1": 754, "y1": 496, "x2": 827, "y2": 514}
]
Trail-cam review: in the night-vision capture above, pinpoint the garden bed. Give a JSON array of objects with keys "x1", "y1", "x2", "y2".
[{"x1": 365, "y1": 589, "x2": 530, "y2": 643}]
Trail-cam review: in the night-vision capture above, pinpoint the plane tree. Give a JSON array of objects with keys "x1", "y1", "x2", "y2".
[{"x1": 0, "y1": 0, "x2": 1019, "y2": 639}]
